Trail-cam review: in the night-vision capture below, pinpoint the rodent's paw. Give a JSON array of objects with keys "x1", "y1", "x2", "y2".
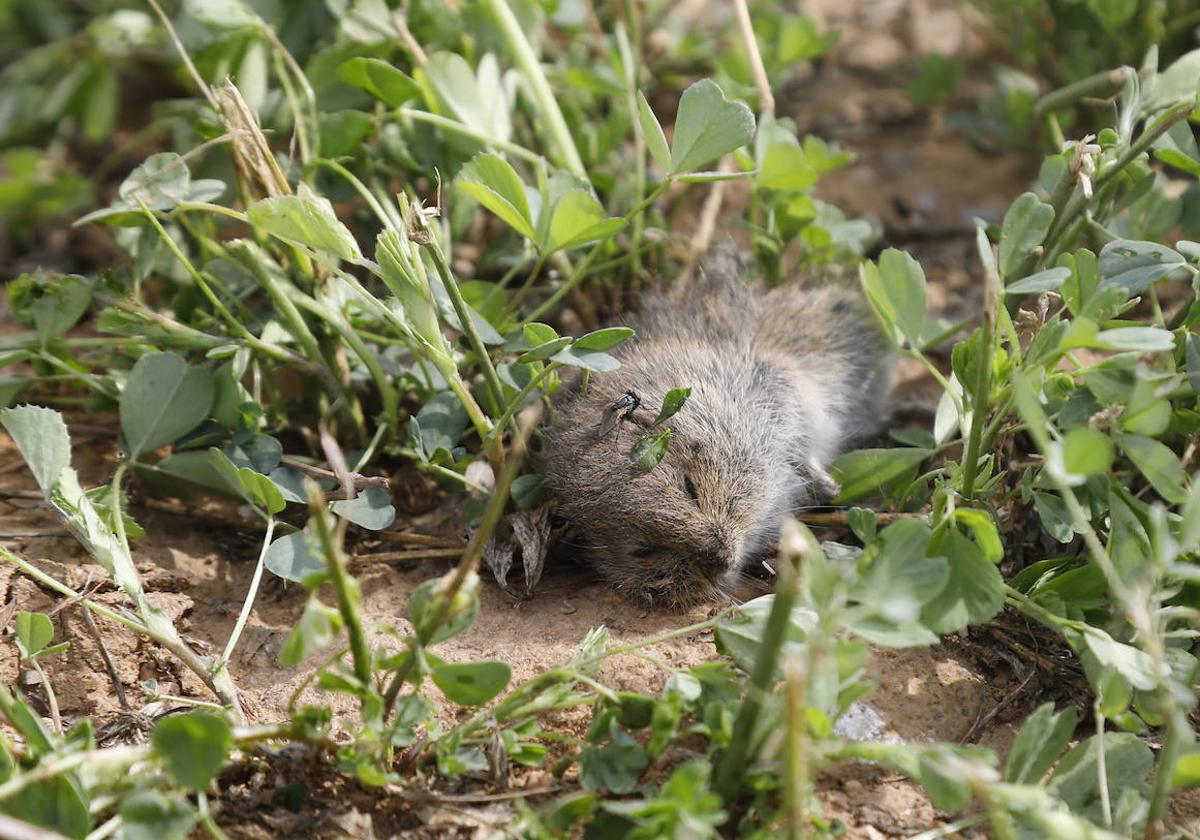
[{"x1": 804, "y1": 459, "x2": 841, "y2": 502}]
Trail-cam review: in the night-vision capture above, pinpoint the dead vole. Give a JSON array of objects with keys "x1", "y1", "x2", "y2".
[{"x1": 540, "y1": 254, "x2": 891, "y2": 608}]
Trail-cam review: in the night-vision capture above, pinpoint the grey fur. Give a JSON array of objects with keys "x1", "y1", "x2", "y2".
[{"x1": 540, "y1": 258, "x2": 892, "y2": 609}]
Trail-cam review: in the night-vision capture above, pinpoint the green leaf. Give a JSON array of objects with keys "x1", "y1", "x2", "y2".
[
  {"x1": 1085, "y1": 0, "x2": 1137, "y2": 27},
  {"x1": 1033, "y1": 492, "x2": 1075, "y2": 543},
  {"x1": 1, "y1": 771, "x2": 89, "y2": 839},
  {"x1": 151, "y1": 712, "x2": 232, "y2": 791},
  {"x1": 547, "y1": 191, "x2": 626, "y2": 252},
  {"x1": 998, "y1": 192, "x2": 1054, "y2": 279},
  {"x1": 1048, "y1": 732, "x2": 1152, "y2": 822},
  {"x1": 523, "y1": 322, "x2": 558, "y2": 345},
  {"x1": 757, "y1": 142, "x2": 817, "y2": 192},
  {"x1": 120, "y1": 791, "x2": 198, "y2": 840},
  {"x1": 573, "y1": 327, "x2": 635, "y2": 352},
  {"x1": 457, "y1": 153, "x2": 535, "y2": 240},
  {"x1": 920, "y1": 529, "x2": 1005, "y2": 634},
  {"x1": 1062, "y1": 427, "x2": 1114, "y2": 477},
  {"x1": 431, "y1": 660, "x2": 512, "y2": 705},
  {"x1": 830, "y1": 447, "x2": 930, "y2": 503},
  {"x1": 409, "y1": 573, "x2": 480, "y2": 644},
  {"x1": 1006, "y1": 267, "x2": 1071, "y2": 295},
  {"x1": 1121, "y1": 434, "x2": 1187, "y2": 503},
  {"x1": 264, "y1": 529, "x2": 324, "y2": 583},
  {"x1": 579, "y1": 722, "x2": 649, "y2": 793},
  {"x1": 551, "y1": 346, "x2": 621, "y2": 372},
  {"x1": 121, "y1": 353, "x2": 215, "y2": 458},
  {"x1": 859, "y1": 249, "x2": 926, "y2": 347},
  {"x1": 1147, "y1": 48, "x2": 1200, "y2": 110},
  {"x1": 907, "y1": 53, "x2": 962, "y2": 106},
  {"x1": 517, "y1": 337, "x2": 573, "y2": 364},
  {"x1": 1095, "y1": 326, "x2": 1176, "y2": 353},
  {"x1": 224, "y1": 433, "x2": 283, "y2": 474},
  {"x1": 717, "y1": 594, "x2": 817, "y2": 673},
  {"x1": 279, "y1": 600, "x2": 342, "y2": 668},
  {"x1": 11, "y1": 274, "x2": 95, "y2": 343},
  {"x1": 1171, "y1": 752, "x2": 1200, "y2": 789},
  {"x1": 208, "y1": 449, "x2": 285, "y2": 516},
  {"x1": 668, "y1": 79, "x2": 755, "y2": 174},
  {"x1": 331, "y1": 488, "x2": 396, "y2": 530},
  {"x1": 953, "y1": 509, "x2": 1003, "y2": 564},
  {"x1": 422, "y1": 52, "x2": 511, "y2": 141},
  {"x1": 15, "y1": 612, "x2": 53, "y2": 657},
  {"x1": 630, "y1": 429, "x2": 672, "y2": 471},
  {"x1": 652, "y1": 387, "x2": 691, "y2": 427},
  {"x1": 1003, "y1": 702, "x2": 1078, "y2": 784},
  {"x1": 338, "y1": 57, "x2": 420, "y2": 107},
  {"x1": 1098, "y1": 239, "x2": 1186, "y2": 296},
  {"x1": 1186, "y1": 333, "x2": 1200, "y2": 396},
  {"x1": 637, "y1": 91, "x2": 671, "y2": 171},
  {"x1": 118, "y1": 152, "x2": 192, "y2": 210},
  {"x1": 247, "y1": 185, "x2": 363, "y2": 262},
  {"x1": 183, "y1": 0, "x2": 259, "y2": 29},
  {"x1": 0, "y1": 405, "x2": 71, "y2": 494},
  {"x1": 1182, "y1": 479, "x2": 1200, "y2": 554}
]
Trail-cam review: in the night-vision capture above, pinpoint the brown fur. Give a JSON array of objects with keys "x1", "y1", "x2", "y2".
[{"x1": 540, "y1": 257, "x2": 891, "y2": 608}]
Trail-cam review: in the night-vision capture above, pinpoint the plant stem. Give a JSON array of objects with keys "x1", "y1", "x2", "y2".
[
  {"x1": 0, "y1": 546, "x2": 146, "y2": 633},
  {"x1": 962, "y1": 237, "x2": 998, "y2": 501},
  {"x1": 732, "y1": 0, "x2": 775, "y2": 115},
  {"x1": 485, "y1": 362, "x2": 559, "y2": 443},
  {"x1": 783, "y1": 656, "x2": 810, "y2": 840},
  {"x1": 1040, "y1": 100, "x2": 1195, "y2": 268},
  {"x1": 1033, "y1": 66, "x2": 1135, "y2": 118},
  {"x1": 396, "y1": 109, "x2": 544, "y2": 166},
  {"x1": 715, "y1": 541, "x2": 801, "y2": 801},
  {"x1": 26, "y1": 656, "x2": 62, "y2": 735},
  {"x1": 219, "y1": 517, "x2": 275, "y2": 669},
  {"x1": 425, "y1": 235, "x2": 508, "y2": 418},
  {"x1": 481, "y1": 0, "x2": 587, "y2": 179},
  {"x1": 307, "y1": 486, "x2": 372, "y2": 690},
  {"x1": 381, "y1": 409, "x2": 538, "y2": 718}
]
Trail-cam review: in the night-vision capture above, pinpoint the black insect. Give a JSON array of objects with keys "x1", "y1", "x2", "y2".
[{"x1": 597, "y1": 389, "x2": 642, "y2": 438}]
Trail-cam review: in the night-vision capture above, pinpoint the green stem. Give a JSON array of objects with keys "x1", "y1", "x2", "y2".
[
  {"x1": 381, "y1": 412, "x2": 537, "y2": 718},
  {"x1": 174, "y1": 202, "x2": 249, "y2": 222},
  {"x1": 962, "y1": 271, "x2": 997, "y2": 502},
  {"x1": 1033, "y1": 66, "x2": 1135, "y2": 118},
  {"x1": 0, "y1": 546, "x2": 147, "y2": 633},
  {"x1": 715, "y1": 548, "x2": 800, "y2": 801},
  {"x1": 308, "y1": 489, "x2": 372, "y2": 689},
  {"x1": 481, "y1": 0, "x2": 587, "y2": 179},
  {"x1": 135, "y1": 205, "x2": 302, "y2": 369},
  {"x1": 219, "y1": 517, "x2": 275, "y2": 668},
  {"x1": 396, "y1": 109, "x2": 544, "y2": 166},
  {"x1": 26, "y1": 656, "x2": 62, "y2": 734},
  {"x1": 1041, "y1": 100, "x2": 1195, "y2": 267},
  {"x1": 425, "y1": 236, "x2": 508, "y2": 417},
  {"x1": 485, "y1": 362, "x2": 560, "y2": 443}
]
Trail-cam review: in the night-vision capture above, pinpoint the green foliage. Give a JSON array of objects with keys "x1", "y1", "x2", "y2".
[
  {"x1": 151, "y1": 713, "x2": 232, "y2": 791},
  {"x1": 1, "y1": 2, "x2": 1199, "y2": 838}
]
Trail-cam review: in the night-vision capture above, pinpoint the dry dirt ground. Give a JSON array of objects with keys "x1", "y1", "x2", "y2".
[{"x1": 0, "y1": 0, "x2": 1115, "y2": 837}]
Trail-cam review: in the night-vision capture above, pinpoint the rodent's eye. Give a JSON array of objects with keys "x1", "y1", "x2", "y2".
[
  {"x1": 683, "y1": 475, "x2": 700, "y2": 505},
  {"x1": 632, "y1": 544, "x2": 666, "y2": 559}
]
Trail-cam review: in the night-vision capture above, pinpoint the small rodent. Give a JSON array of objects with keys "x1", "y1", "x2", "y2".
[{"x1": 540, "y1": 253, "x2": 892, "y2": 608}]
